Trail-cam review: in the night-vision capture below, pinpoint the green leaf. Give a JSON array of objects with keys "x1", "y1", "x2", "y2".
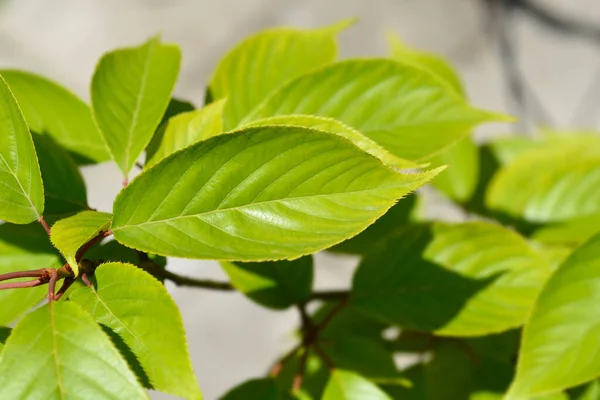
[
  {"x1": 32, "y1": 133, "x2": 88, "y2": 221},
  {"x1": 221, "y1": 255, "x2": 313, "y2": 309},
  {"x1": 0, "y1": 327, "x2": 9, "y2": 353},
  {"x1": 429, "y1": 136, "x2": 479, "y2": 202},
  {"x1": 507, "y1": 232, "x2": 600, "y2": 398},
  {"x1": 160, "y1": 97, "x2": 195, "y2": 125},
  {"x1": 210, "y1": 20, "x2": 352, "y2": 129},
  {"x1": 0, "y1": 69, "x2": 109, "y2": 163},
  {"x1": 322, "y1": 370, "x2": 392, "y2": 400},
  {"x1": 0, "y1": 223, "x2": 61, "y2": 325},
  {"x1": 486, "y1": 138, "x2": 600, "y2": 223},
  {"x1": 570, "y1": 380, "x2": 600, "y2": 400},
  {"x1": 91, "y1": 36, "x2": 181, "y2": 178},
  {"x1": 112, "y1": 125, "x2": 440, "y2": 261},
  {"x1": 351, "y1": 222, "x2": 551, "y2": 336},
  {"x1": 220, "y1": 378, "x2": 280, "y2": 400},
  {"x1": 532, "y1": 213, "x2": 600, "y2": 247},
  {"x1": 85, "y1": 239, "x2": 139, "y2": 264},
  {"x1": 242, "y1": 115, "x2": 418, "y2": 169},
  {"x1": 50, "y1": 210, "x2": 112, "y2": 276},
  {"x1": 388, "y1": 32, "x2": 464, "y2": 95},
  {"x1": 145, "y1": 99, "x2": 225, "y2": 168},
  {"x1": 69, "y1": 262, "x2": 201, "y2": 399},
  {"x1": 0, "y1": 74, "x2": 44, "y2": 224},
  {"x1": 243, "y1": 59, "x2": 509, "y2": 161},
  {"x1": 0, "y1": 301, "x2": 148, "y2": 399}
]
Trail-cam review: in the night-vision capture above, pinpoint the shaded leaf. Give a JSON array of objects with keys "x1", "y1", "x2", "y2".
[
  {"x1": 221, "y1": 255, "x2": 313, "y2": 309},
  {"x1": 532, "y1": 213, "x2": 600, "y2": 248},
  {"x1": 0, "y1": 327, "x2": 9, "y2": 353},
  {"x1": 508, "y1": 232, "x2": 600, "y2": 398},
  {"x1": 351, "y1": 222, "x2": 550, "y2": 336},
  {"x1": 0, "y1": 69, "x2": 109, "y2": 163},
  {"x1": 244, "y1": 59, "x2": 509, "y2": 161},
  {"x1": 50, "y1": 210, "x2": 112, "y2": 276},
  {"x1": 91, "y1": 36, "x2": 181, "y2": 177},
  {"x1": 85, "y1": 239, "x2": 139, "y2": 264},
  {"x1": 112, "y1": 126, "x2": 440, "y2": 261},
  {"x1": 0, "y1": 301, "x2": 148, "y2": 399},
  {"x1": 322, "y1": 370, "x2": 392, "y2": 400},
  {"x1": 219, "y1": 378, "x2": 280, "y2": 400},
  {"x1": 160, "y1": 97, "x2": 195, "y2": 125},
  {"x1": 146, "y1": 99, "x2": 225, "y2": 168},
  {"x1": 69, "y1": 262, "x2": 201, "y2": 399},
  {"x1": 0, "y1": 74, "x2": 44, "y2": 224},
  {"x1": 210, "y1": 20, "x2": 352, "y2": 129},
  {"x1": 429, "y1": 136, "x2": 479, "y2": 202}
]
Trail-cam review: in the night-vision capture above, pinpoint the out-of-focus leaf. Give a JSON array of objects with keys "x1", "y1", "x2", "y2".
[
  {"x1": 532, "y1": 213, "x2": 600, "y2": 247},
  {"x1": 429, "y1": 136, "x2": 479, "y2": 202},
  {"x1": 322, "y1": 369, "x2": 392, "y2": 400},
  {"x1": 219, "y1": 378, "x2": 280, "y2": 400},
  {"x1": 0, "y1": 327, "x2": 9, "y2": 353}
]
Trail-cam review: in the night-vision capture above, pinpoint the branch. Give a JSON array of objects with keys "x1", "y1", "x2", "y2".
[
  {"x1": 161, "y1": 270, "x2": 235, "y2": 291},
  {"x1": 38, "y1": 216, "x2": 51, "y2": 236},
  {"x1": 309, "y1": 289, "x2": 349, "y2": 302},
  {"x1": 76, "y1": 230, "x2": 112, "y2": 262}
]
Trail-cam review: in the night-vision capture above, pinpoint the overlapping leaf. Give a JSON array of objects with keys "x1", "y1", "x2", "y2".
[
  {"x1": 322, "y1": 370, "x2": 392, "y2": 400},
  {"x1": 69, "y1": 262, "x2": 201, "y2": 399},
  {"x1": 112, "y1": 126, "x2": 440, "y2": 260},
  {"x1": 429, "y1": 136, "x2": 479, "y2": 202},
  {"x1": 220, "y1": 378, "x2": 281, "y2": 400},
  {"x1": 0, "y1": 223, "x2": 59, "y2": 325},
  {"x1": 50, "y1": 210, "x2": 112, "y2": 276},
  {"x1": 146, "y1": 99, "x2": 225, "y2": 168},
  {"x1": 209, "y1": 20, "x2": 352, "y2": 129},
  {"x1": 532, "y1": 213, "x2": 600, "y2": 247},
  {"x1": 0, "y1": 69, "x2": 109, "y2": 163},
  {"x1": 221, "y1": 256, "x2": 313, "y2": 309},
  {"x1": 0, "y1": 327, "x2": 9, "y2": 353},
  {"x1": 351, "y1": 222, "x2": 551, "y2": 336},
  {"x1": 0, "y1": 301, "x2": 148, "y2": 399},
  {"x1": 508, "y1": 232, "x2": 600, "y2": 399},
  {"x1": 243, "y1": 59, "x2": 508, "y2": 161},
  {"x1": 91, "y1": 36, "x2": 181, "y2": 177},
  {"x1": 0, "y1": 74, "x2": 44, "y2": 224}
]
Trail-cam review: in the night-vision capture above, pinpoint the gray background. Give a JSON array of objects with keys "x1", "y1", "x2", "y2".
[{"x1": 1, "y1": 1, "x2": 599, "y2": 398}]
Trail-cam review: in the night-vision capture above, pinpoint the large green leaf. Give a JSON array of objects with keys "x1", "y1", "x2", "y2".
[
  {"x1": 221, "y1": 255, "x2": 313, "y2": 309},
  {"x1": 210, "y1": 20, "x2": 351, "y2": 129},
  {"x1": 243, "y1": 59, "x2": 508, "y2": 161},
  {"x1": 0, "y1": 74, "x2": 44, "y2": 224},
  {"x1": 145, "y1": 99, "x2": 225, "y2": 168},
  {"x1": 220, "y1": 378, "x2": 280, "y2": 400},
  {"x1": 242, "y1": 115, "x2": 418, "y2": 169},
  {"x1": 532, "y1": 213, "x2": 600, "y2": 247},
  {"x1": 322, "y1": 370, "x2": 392, "y2": 400},
  {"x1": 0, "y1": 223, "x2": 60, "y2": 325},
  {"x1": 486, "y1": 138, "x2": 600, "y2": 223},
  {"x1": 112, "y1": 126, "x2": 440, "y2": 260},
  {"x1": 0, "y1": 301, "x2": 148, "y2": 399},
  {"x1": 69, "y1": 262, "x2": 201, "y2": 399},
  {"x1": 507, "y1": 232, "x2": 600, "y2": 398},
  {"x1": 50, "y1": 210, "x2": 112, "y2": 276},
  {"x1": 32, "y1": 134, "x2": 88, "y2": 221},
  {"x1": 0, "y1": 69, "x2": 109, "y2": 163},
  {"x1": 91, "y1": 36, "x2": 181, "y2": 178},
  {"x1": 429, "y1": 136, "x2": 479, "y2": 202},
  {"x1": 351, "y1": 222, "x2": 551, "y2": 336}
]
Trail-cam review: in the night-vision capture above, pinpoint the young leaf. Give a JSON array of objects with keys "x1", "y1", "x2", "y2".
[
  {"x1": 209, "y1": 20, "x2": 352, "y2": 129},
  {"x1": 0, "y1": 301, "x2": 148, "y2": 399},
  {"x1": 32, "y1": 134, "x2": 88, "y2": 221},
  {"x1": 219, "y1": 378, "x2": 280, "y2": 400},
  {"x1": 50, "y1": 210, "x2": 112, "y2": 276},
  {"x1": 91, "y1": 36, "x2": 181, "y2": 178},
  {"x1": 0, "y1": 223, "x2": 61, "y2": 325},
  {"x1": 243, "y1": 59, "x2": 509, "y2": 161},
  {"x1": 351, "y1": 222, "x2": 551, "y2": 336},
  {"x1": 0, "y1": 74, "x2": 44, "y2": 224},
  {"x1": 145, "y1": 99, "x2": 225, "y2": 168},
  {"x1": 242, "y1": 115, "x2": 418, "y2": 169},
  {"x1": 507, "y1": 232, "x2": 600, "y2": 398},
  {"x1": 69, "y1": 262, "x2": 201, "y2": 400},
  {"x1": 0, "y1": 69, "x2": 109, "y2": 163},
  {"x1": 112, "y1": 126, "x2": 440, "y2": 261},
  {"x1": 221, "y1": 255, "x2": 313, "y2": 309},
  {"x1": 322, "y1": 370, "x2": 392, "y2": 400}
]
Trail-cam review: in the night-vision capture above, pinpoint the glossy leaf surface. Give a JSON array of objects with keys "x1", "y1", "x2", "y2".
[
  {"x1": 69, "y1": 262, "x2": 201, "y2": 399},
  {"x1": 322, "y1": 370, "x2": 392, "y2": 400},
  {"x1": 0, "y1": 74, "x2": 44, "y2": 224},
  {"x1": 0, "y1": 69, "x2": 109, "y2": 163},
  {"x1": 112, "y1": 126, "x2": 440, "y2": 260},
  {"x1": 244, "y1": 59, "x2": 507, "y2": 161},
  {"x1": 0, "y1": 301, "x2": 148, "y2": 399},
  {"x1": 91, "y1": 36, "x2": 181, "y2": 177}
]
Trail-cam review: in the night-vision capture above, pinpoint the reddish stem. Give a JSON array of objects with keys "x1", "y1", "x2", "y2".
[
  {"x1": 0, "y1": 268, "x2": 46, "y2": 282},
  {"x1": 54, "y1": 277, "x2": 75, "y2": 301},
  {"x1": 47, "y1": 269, "x2": 58, "y2": 301},
  {"x1": 38, "y1": 216, "x2": 51, "y2": 236},
  {"x1": 0, "y1": 279, "x2": 44, "y2": 290},
  {"x1": 75, "y1": 230, "x2": 112, "y2": 262}
]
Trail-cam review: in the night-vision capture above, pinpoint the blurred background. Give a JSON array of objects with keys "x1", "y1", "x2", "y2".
[{"x1": 1, "y1": 0, "x2": 599, "y2": 398}]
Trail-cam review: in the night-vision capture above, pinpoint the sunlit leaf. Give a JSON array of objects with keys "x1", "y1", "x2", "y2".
[
  {"x1": 210, "y1": 20, "x2": 352, "y2": 129},
  {"x1": 50, "y1": 210, "x2": 112, "y2": 276},
  {"x1": 351, "y1": 222, "x2": 551, "y2": 336},
  {"x1": 112, "y1": 126, "x2": 440, "y2": 261},
  {"x1": 0, "y1": 69, "x2": 109, "y2": 163},
  {"x1": 322, "y1": 370, "x2": 392, "y2": 400},
  {"x1": 429, "y1": 136, "x2": 479, "y2": 202},
  {"x1": 0, "y1": 74, "x2": 44, "y2": 224},
  {"x1": 69, "y1": 262, "x2": 201, "y2": 399},
  {"x1": 91, "y1": 36, "x2": 181, "y2": 178},
  {"x1": 0, "y1": 301, "x2": 148, "y2": 399},
  {"x1": 532, "y1": 213, "x2": 600, "y2": 247}
]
